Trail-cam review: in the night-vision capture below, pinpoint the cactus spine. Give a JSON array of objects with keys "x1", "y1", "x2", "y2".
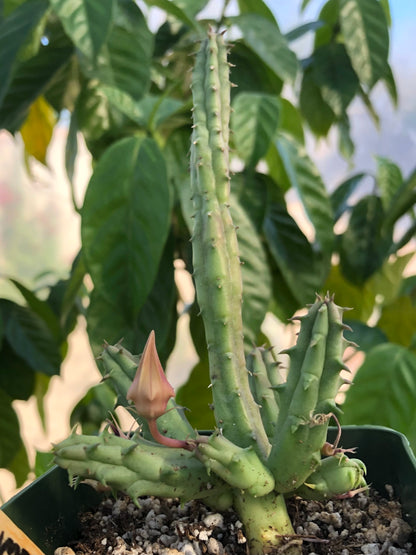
[{"x1": 190, "y1": 28, "x2": 269, "y2": 457}]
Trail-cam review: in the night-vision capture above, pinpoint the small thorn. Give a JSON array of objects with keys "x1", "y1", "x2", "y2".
[
  {"x1": 288, "y1": 316, "x2": 303, "y2": 323},
  {"x1": 347, "y1": 340, "x2": 359, "y2": 349}
]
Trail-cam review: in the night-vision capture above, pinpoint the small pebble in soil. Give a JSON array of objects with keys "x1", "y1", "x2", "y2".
[{"x1": 54, "y1": 485, "x2": 414, "y2": 555}]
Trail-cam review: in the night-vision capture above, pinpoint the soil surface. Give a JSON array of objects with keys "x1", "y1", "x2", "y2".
[{"x1": 56, "y1": 486, "x2": 414, "y2": 555}]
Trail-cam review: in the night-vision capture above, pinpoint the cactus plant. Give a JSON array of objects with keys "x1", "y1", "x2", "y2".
[{"x1": 53, "y1": 29, "x2": 367, "y2": 554}]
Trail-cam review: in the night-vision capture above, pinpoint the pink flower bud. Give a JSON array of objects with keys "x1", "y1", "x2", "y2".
[{"x1": 127, "y1": 331, "x2": 175, "y2": 420}]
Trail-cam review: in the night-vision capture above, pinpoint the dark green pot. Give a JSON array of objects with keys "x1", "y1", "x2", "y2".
[{"x1": 2, "y1": 426, "x2": 416, "y2": 555}]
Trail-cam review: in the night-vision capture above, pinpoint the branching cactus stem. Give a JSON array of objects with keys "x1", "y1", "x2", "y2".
[{"x1": 53, "y1": 28, "x2": 368, "y2": 555}]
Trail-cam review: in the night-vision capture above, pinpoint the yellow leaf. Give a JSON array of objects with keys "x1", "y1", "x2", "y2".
[{"x1": 20, "y1": 96, "x2": 57, "y2": 165}]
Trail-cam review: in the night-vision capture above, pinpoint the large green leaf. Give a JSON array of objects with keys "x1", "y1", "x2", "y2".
[
  {"x1": 175, "y1": 356, "x2": 215, "y2": 431},
  {"x1": 357, "y1": 83, "x2": 380, "y2": 127},
  {"x1": 314, "y1": 0, "x2": 339, "y2": 50},
  {"x1": 312, "y1": 43, "x2": 359, "y2": 117},
  {"x1": 265, "y1": 142, "x2": 291, "y2": 193},
  {"x1": 0, "y1": 0, "x2": 48, "y2": 104},
  {"x1": 0, "y1": 341, "x2": 35, "y2": 400},
  {"x1": 384, "y1": 168, "x2": 416, "y2": 228},
  {"x1": 82, "y1": 136, "x2": 170, "y2": 322},
  {"x1": 50, "y1": 0, "x2": 114, "y2": 63},
  {"x1": 330, "y1": 173, "x2": 367, "y2": 221},
  {"x1": 339, "y1": 195, "x2": 392, "y2": 285},
  {"x1": 263, "y1": 194, "x2": 327, "y2": 306},
  {"x1": 101, "y1": 87, "x2": 184, "y2": 131},
  {"x1": 48, "y1": 252, "x2": 86, "y2": 335},
  {"x1": 235, "y1": 14, "x2": 299, "y2": 83},
  {"x1": 299, "y1": 65, "x2": 336, "y2": 136},
  {"x1": 337, "y1": 115, "x2": 355, "y2": 160},
  {"x1": 230, "y1": 198, "x2": 272, "y2": 349},
  {"x1": 275, "y1": 133, "x2": 334, "y2": 253},
  {"x1": 0, "y1": 40, "x2": 73, "y2": 132},
  {"x1": 231, "y1": 92, "x2": 280, "y2": 168},
  {"x1": 74, "y1": 78, "x2": 125, "y2": 153},
  {"x1": 268, "y1": 259, "x2": 301, "y2": 321},
  {"x1": 231, "y1": 171, "x2": 269, "y2": 233},
  {"x1": 80, "y1": 1, "x2": 152, "y2": 101},
  {"x1": 237, "y1": 0, "x2": 276, "y2": 22},
  {"x1": 383, "y1": 62, "x2": 398, "y2": 107},
  {"x1": 1, "y1": 300, "x2": 62, "y2": 376},
  {"x1": 229, "y1": 42, "x2": 283, "y2": 97},
  {"x1": 143, "y1": 0, "x2": 203, "y2": 31},
  {"x1": 0, "y1": 389, "x2": 22, "y2": 468},
  {"x1": 176, "y1": 303, "x2": 215, "y2": 430},
  {"x1": 341, "y1": 343, "x2": 416, "y2": 449},
  {"x1": 375, "y1": 156, "x2": 403, "y2": 213},
  {"x1": 87, "y1": 233, "x2": 176, "y2": 361},
  {"x1": 43, "y1": 52, "x2": 80, "y2": 113},
  {"x1": 340, "y1": 0, "x2": 389, "y2": 88},
  {"x1": 166, "y1": 0, "x2": 207, "y2": 19},
  {"x1": 70, "y1": 382, "x2": 116, "y2": 434},
  {"x1": 278, "y1": 98, "x2": 304, "y2": 145},
  {"x1": 284, "y1": 21, "x2": 324, "y2": 43},
  {"x1": 9, "y1": 278, "x2": 62, "y2": 342}
]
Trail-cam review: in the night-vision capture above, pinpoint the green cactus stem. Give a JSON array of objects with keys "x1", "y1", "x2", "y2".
[
  {"x1": 53, "y1": 429, "x2": 233, "y2": 508},
  {"x1": 190, "y1": 27, "x2": 269, "y2": 458},
  {"x1": 234, "y1": 492, "x2": 301, "y2": 555},
  {"x1": 293, "y1": 454, "x2": 367, "y2": 500},
  {"x1": 196, "y1": 433, "x2": 275, "y2": 497},
  {"x1": 247, "y1": 347, "x2": 280, "y2": 438},
  {"x1": 267, "y1": 295, "x2": 355, "y2": 492}
]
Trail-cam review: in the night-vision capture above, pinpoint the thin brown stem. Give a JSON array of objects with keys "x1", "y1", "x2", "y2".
[{"x1": 147, "y1": 419, "x2": 194, "y2": 451}]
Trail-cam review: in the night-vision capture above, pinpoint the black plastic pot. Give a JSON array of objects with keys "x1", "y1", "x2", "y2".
[{"x1": 2, "y1": 425, "x2": 416, "y2": 555}]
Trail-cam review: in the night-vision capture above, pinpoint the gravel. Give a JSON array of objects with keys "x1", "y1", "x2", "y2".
[{"x1": 54, "y1": 486, "x2": 414, "y2": 555}]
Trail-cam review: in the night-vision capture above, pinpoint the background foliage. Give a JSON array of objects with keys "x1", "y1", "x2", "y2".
[{"x1": 1, "y1": 0, "x2": 416, "y2": 487}]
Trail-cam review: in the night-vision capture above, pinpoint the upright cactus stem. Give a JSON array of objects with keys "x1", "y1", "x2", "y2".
[
  {"x1": 268, "y1": 294, "x2": 358, "y2": 492},
  {"x1": 190, "y1": 29, "x2": 269, "y2": 457}
]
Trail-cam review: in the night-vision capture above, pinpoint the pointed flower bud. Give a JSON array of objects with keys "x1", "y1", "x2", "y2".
[{"x1": 127, "y1": 331, "x2": 175, "y2": 420}]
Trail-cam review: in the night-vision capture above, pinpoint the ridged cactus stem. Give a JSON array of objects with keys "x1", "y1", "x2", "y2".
[
  {"x1": 233, "y1": 492, "x2": 300, "y2": 555},
  {"x1": 267, "y1": 295, "x2": 355, "y2": 492},
  {"x1": 247, "y1": 347, "x2": 279, "y2": 439},
  {"x1": 53, "y1": 430, "x2": 233, "y2": 509},
  {"x1": 190, "y1": 29, "x2": 269, "y2": 457}
]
